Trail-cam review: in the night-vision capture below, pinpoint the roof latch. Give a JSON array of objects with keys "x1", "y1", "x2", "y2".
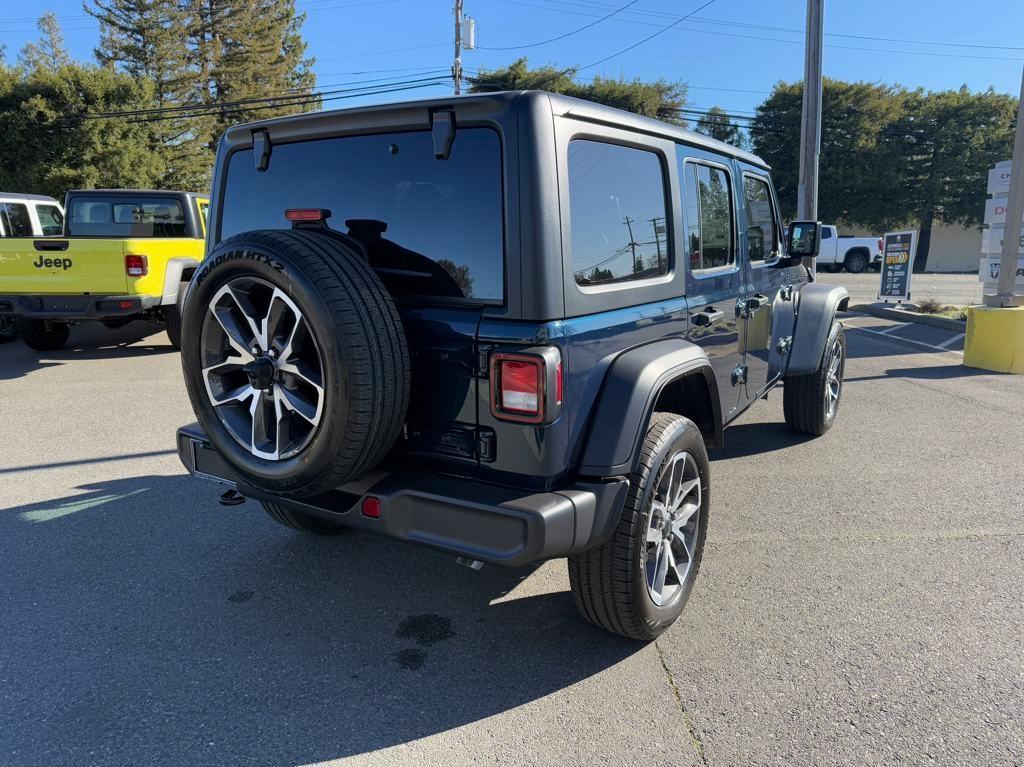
[
  {"x1": 252, "y1": 129, "x2": 271, "y2": 172},
  {"x1": 431, "y1": 109, "x2": 456, "y2": 160}
]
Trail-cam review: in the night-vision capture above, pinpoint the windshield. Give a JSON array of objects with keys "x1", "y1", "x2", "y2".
[
  {"x1": 67, "y1": 197, "x2": 188, "y2": 238},
  {"x1": 218, "y1": 128, "x2": 505, "y2": 302}
]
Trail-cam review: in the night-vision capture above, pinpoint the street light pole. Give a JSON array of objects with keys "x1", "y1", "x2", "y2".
[
  {"x1": 453, "y1": 0, "x2": 463, "y2": 96},
  {"x1": 796, "y1": 0, "x2": 824, "y2": 273},
  {"x1": 988, "y1": 66, "x2": 1024, "y2": 307}
]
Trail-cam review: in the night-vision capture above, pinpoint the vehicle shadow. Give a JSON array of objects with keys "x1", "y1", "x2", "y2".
[
  {"x1": 0, "y1": 321, "x2": 174, "y2": 381},
  {"x1": 709, "y1": 420, "x2": 814, "y2": 460},
  {"x1": 845, "y1": 363, "x2": 1006, "y2": 383},
  {"x1": 0, "y1": 474, "x2": 643, "y2": 766}
]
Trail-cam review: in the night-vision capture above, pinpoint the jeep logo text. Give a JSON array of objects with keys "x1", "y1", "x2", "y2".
[{"x1": 33, "y1": 255, "x2": 73, "y2": 270}]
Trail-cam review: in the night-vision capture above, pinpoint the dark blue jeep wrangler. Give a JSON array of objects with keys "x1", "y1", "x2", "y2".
[{"x1": 175, "y1": 91, "x2": 848, "y2": 640}]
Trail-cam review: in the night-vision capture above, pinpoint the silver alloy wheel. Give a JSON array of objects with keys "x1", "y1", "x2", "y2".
[
  {"x1": 825, "y1": 338, "x2": 843, "y2": 419},
  {"x1": 645, "y1": 450, "x2": 701, "y2": 607},
  {"x1": 199, "y1": 276, "x2": 325, "y2": 461}
]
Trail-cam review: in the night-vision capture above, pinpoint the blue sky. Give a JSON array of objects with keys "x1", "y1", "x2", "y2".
[{"x1": 2, "y1": 0, "x2": 1022, "y2": 120}]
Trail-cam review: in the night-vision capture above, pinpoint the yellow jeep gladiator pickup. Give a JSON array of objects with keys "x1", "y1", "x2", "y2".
[{"x1": 0, "y1": 189, "x2": 208, "y2": 350}]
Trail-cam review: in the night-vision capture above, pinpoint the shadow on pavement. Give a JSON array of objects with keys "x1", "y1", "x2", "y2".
[
  {"x1": 709, "y1": 420, "x2": 813, "y2": 460},
  {"x1": 1, "y1": 475, "x2": 643, "y2": 766},
  {"x1": 0, "y1": 321, "x2": 174, "y2": 381},
  {"x1": 845, "y1": 363, "x2": 999, "y2": 383}
]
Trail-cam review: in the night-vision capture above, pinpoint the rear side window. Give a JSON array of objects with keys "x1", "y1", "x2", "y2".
[
  {"x1": 219, "y1": 128, "x2": 504, "y2": 302},
  {"x1": 682, "y1": 161, "x2": 735, "y2": 272},
  {"x1": 36, "y1": 204, "x2": 64, "y2": 236},
  {"x1": 742, "y1": 174, "x2": 778, "y2": 262},
  {"x1": 67, "y1": 197, "x2": 187, "y2": 237},
  {"x1": 1, "y1": 203, "x2": 33, "y2": 236},
  {"x1": 568, "y1": 140, "x2": 669, "y2": 286}
]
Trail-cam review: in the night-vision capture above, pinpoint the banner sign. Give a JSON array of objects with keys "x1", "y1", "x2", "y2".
[
  {"x1": 981, "y1": 225, "x2": 1024, "y2": 255},
  {"x1": 978, "y1": 256, "x2": 1024, "y2": 286},
  {"x1": 983, "y1": 198, "x2": 1024, "y2": 226},
  {"x1": 987, "y1": 160, "x2": 1012, "y2": 196},
  {"x1": 878, "y1": 231, "x2": 916, "y2": 302}
]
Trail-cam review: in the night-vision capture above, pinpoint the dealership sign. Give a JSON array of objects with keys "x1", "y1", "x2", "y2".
[
  {"x1": 978, "y1": 256, "x2": 1024, "y2": 286},
  {"x1": 987, "y1": 160, "x2": 1012, "y2": 196},
  {"x1": 878, "y1": 231, "x2": 916, "y2": 302}
]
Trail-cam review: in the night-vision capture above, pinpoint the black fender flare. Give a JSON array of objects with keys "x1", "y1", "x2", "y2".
[
  {"x1": 786, "y1": 283, "x2": 850, "y2": 376},
  {"x1": 577, "y1": 339, "x2": 721, "y2": 478}
]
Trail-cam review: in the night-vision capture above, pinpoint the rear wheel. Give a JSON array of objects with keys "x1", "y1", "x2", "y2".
[
  {"x1": 844, "y1": 251, "x2": 869, "y2": 273},
  {"x1": 164, "y1": 283, "x2": 186, "y2": 349},
  {"x1": 568, "y1": 413, "x2": 710, "y2": 641},
  {"x1": 784, "y1": 321, "x2": 845, "y2": 436},
  {"x1": 17, "y1": 318, "x2": 70, "y2": 351},
  {"x1": 0, "y1": 315, "x2": 17, "y2": 344},
  {"x1": 261, "y1": 502, "x2": 349, "y2": 535}
]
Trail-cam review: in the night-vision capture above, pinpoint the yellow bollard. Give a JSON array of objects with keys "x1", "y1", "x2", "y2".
[{"x1": 963, "y1": 306, "x2": 1024, "y2": 373}]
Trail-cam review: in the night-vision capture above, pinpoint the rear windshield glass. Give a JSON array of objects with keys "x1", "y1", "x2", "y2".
[
  {"x1": 219, "y1": 128, "x2": 504, "y2": 302},
  {"x1": 67, "y1": 197, "x2": 187, "y2": 237}
]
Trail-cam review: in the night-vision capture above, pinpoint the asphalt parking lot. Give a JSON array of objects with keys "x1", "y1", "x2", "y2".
[{"x1": 2, "y1": 312, "x2": 1023, "y2": 767}]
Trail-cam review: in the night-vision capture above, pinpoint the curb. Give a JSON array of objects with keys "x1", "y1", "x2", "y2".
[{"x1": 849, "y1": 303, "x2": 966, "y2": 331}]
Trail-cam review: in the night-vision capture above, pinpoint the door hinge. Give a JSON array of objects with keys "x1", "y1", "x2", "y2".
[
  {"x1": 731, "y1": 364, "x2": 748, "y2": 387},
  {"x1": 779, "y1": 285, "x2": 794, "y2": 301},
  {"x1": 475, "y1": 429, "x2": 496, "y2": 462},
  {"x1": 735, "y1": 297, "x2": 750, "y2": 318},
  {"x1": 775, "y1": 336, "x2": 793, "y2": 355}
]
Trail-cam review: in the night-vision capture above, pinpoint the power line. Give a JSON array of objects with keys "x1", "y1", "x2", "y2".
[
  {"x1": 579, "y1": 0, "x2": 719, "y2": 70},
  {"x1": 477, "y1": 0, "x2": 643, "y2": 51}
]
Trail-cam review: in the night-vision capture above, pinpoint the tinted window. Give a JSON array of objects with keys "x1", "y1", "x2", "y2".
[
  {"x1": 821, "y1": 227, "x2": 833, "y2": 239},
  {"x1": 220, "y1": 128, "x2": 504, "y2": 302},
  {"x1": 2, "y1": 203, "x2": 33, "y2": 236},
  {"x1": 569, "y1": 140, "x2": 668, "y2": 286},
  {"x1": 36, "y1": 204, "x2": 64, "y2": 236},
  {"x1": 742, "y1": 174, "x2": 777, "y2": 262},
  {"x1": 67, "y1": 197, "x2": 187, "y2": 237},
  {"x1": 682, "y1": 162, "x2": 734, "y2": 272}
]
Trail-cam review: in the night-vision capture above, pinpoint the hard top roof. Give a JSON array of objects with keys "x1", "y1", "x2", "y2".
[
  {"x1": 227, "y1": 90, "x2": 769, "y2": 169},
  {"x1": 0, "y1": 192, "x2": 61, "y2": 203},
  {"x1": 66, "y1": 189, "x2": 208, "y2": 199}
]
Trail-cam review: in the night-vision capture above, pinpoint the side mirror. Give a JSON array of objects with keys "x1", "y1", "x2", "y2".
[{"x1": 786, "y1": 221, "x2": 822, "y2": 258}]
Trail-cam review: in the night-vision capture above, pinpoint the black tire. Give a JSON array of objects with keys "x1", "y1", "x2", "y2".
[
  {"x1": 843, "y1": 250, "x2": 869, "y2": 273},
  {"x1": 261, "y1": 502, "x2": 350, "y2": 535},
  {"x1": 783, "y1": 321, "x2": 846, "y2": 436},
  {"x1": 17, "y1": 318, "x2": 70, "y2": 351},
  {"x1": 568, "y1": 413, "x2": 710, "y2": 641},
  {"x1": 0, "y1": 315, "x2": 17, "y2": 344},
  {"x1": 181, "y1": 229, "x2": 410, "y2": 498},
  {"x1": 164, "y1": 283, "x2": 186, "y2": 349}
]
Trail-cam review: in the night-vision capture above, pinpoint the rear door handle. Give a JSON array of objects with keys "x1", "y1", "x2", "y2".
[
  {"x1": 691, "y1": 308, "x2": 724, "y2": 327},
  {"x1": 34, "y1": 240, "x2": 70, "y2": 251}
]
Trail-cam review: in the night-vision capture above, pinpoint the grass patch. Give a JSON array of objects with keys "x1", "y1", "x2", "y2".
[{"x1": 915, "y1": 298, "x2": 967, "y2": 321}]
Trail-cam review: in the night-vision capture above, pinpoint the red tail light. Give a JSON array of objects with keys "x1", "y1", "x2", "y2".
[
  {"x1": 125, "y1": 254, "x2": 148, "y2": 277},
  {"x1": 490, "y1": 349, "x2": 562, "y2": 424},
  {"x1": 285, "y1": 208, "x2": 327, "y2": 222},
  {"x1": 878, "y1": 238, "x2": 883, "y2": 252},
  {"x1": 361, "y1": 497, "x2": 381, "y2": 518}
]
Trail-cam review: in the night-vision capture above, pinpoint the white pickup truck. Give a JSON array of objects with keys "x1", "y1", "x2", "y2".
[{"x1": 816, "y1": 225, "x2": 882, "y2": 273}]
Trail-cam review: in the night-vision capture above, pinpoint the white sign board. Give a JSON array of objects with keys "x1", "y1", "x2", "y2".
[
  {"x1": 987, "y1": 160, "x2": 1012, "y2": 196},
  {"x1": 984, "y1": 197, "x2": 1024, "y2": 226},
  {"x1": 981, "y1": 224, "x2": 1024, "y2": 255},
  {"x1": 979, "y1": 256, "x2": 1024, "y2": 286}
]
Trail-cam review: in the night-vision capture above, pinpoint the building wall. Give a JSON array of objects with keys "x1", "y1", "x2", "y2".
[{"x1": 925, "y1": 222, "x2": 981, "y2": 273}]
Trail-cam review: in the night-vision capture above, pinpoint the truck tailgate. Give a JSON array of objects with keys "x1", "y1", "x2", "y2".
[{"x1": 0, "y1": 239, "x2": 127, "y2": 295}]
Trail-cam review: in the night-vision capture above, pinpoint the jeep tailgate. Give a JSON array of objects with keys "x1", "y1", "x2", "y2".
[{"x1": 0, "y1": 238, "x2": 127, "y2": 294}]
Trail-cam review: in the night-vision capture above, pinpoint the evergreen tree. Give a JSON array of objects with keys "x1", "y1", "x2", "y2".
[
  {"x1": 86, "y1": 0, "x2": 208, "y2": 190},
  {"x1": 469, "y1": 58, "x2": 687, "y2": 126},
  {"x1": 19, "y1": 12, "x2": 72, "y2": 73},
  {"x1": 695, "y1": 106, "x2": 745, "y2": 148}
]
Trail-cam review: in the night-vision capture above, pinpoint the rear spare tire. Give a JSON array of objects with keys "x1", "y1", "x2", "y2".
[{"x1": 180, "y1": 229, "x2": 410, "y2": 498}]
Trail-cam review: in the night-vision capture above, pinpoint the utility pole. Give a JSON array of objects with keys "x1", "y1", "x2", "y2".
[
  {"x1": 649, "y1": 216, "x2": 664, "y2": 271},
  {"x1": 453, "y1": 0, "x2": 463, "y2": 95},
  {"x1": 987, "y1": 66, "x2": 1024, "y2": 307},
  {"x1": 796, "y1": 0, "x2": 824, "y2": 273}
]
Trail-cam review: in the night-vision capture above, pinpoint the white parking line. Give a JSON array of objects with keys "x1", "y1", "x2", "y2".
[
  {"x1": 936, "y1": 332, "x2": 966, "y2": 349},
  {"x1": 842, "y1": 322, "x2": 964, "y2": 354},
  {"x1": 875, "y1": 322, "x2": 914, "y2": 336}
]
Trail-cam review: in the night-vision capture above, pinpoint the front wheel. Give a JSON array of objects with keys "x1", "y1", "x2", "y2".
[
  {"x1": 844, "y1": 251, "x2": 868, "y2": 273},
  {"x1": 17, "y1": 318, "x2": 70, "y2": 351},
  {"x1": 568, "y1": 413, "x2": 710, "y2": 641},
  {"x1": 783, "y1": 321, "x2": 845, "y2": 436},
  {"x1": 0, "y1": 314, "x2": 17, "y2": 344}
]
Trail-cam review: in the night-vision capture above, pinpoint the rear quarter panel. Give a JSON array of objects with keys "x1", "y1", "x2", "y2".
[{"x1": 122, "y1": 237, "x2": 206, "y2": 297}]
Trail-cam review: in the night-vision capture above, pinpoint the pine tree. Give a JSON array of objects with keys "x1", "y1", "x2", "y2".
[
  {"x1": 192, "y1": 0, "x2": 317, "y2": 149},
  {"x1": 86, "y1": 0, "x2": 209, "y2": 190},
  {"x1": 19, "y1": 12, "x2": 72, "y2": 73}
]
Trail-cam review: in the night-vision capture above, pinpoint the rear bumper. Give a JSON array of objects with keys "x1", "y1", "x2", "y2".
[
  {"x1": 0, "y1": 294, "x2": 159, "y2": 319},
  {"x1": 176, "y1": 422, "x2": 629, "y2": 567}
]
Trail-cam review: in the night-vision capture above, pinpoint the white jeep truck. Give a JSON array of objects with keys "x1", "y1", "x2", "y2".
[{"x1": 815, "y1": 225, "x2": 881, "y2": 273}]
